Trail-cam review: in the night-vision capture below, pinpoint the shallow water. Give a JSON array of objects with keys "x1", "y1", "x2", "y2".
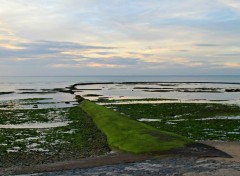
[
  {"x1": 138, "y1": 118, "x2": 162, "y2": 122},
  {"x1": 76, "y1": 82, "x2": 240, "y2": 105},
  {"x1": 1, "y1": 76, "x2": 240, "y2": 110},
  {"x1": 196, "y1": 116, "x2": 240, "y2": 120},
  {"x1": 0, "y1": 121, "x2": 70, "y2": 129}
]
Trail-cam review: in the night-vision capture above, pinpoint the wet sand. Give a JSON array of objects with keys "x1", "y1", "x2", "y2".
[{"x1": 202, "y1": 141, "x2": 240, "y2": 162}]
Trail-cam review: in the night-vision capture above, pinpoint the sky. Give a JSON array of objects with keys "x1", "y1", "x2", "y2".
[{"x1": 0, "y1": 0, "x2": 240, "y2": 76}]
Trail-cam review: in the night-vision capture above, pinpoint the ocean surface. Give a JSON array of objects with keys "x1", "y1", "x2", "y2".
[
  {"x1": 0, "y1": 75, "x2": 239, "y2": 91},
  {"x1": 0, "y1": 75, "x2": 240, "y2": 108},
  {"x1": 1, "y1": 75, "x2": 240, "y2": 86}
]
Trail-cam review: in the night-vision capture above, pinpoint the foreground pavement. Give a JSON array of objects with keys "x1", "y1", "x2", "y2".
[
  {"x1": 7, "y1": 141, "x2": 240, "y2": 176},
  {"x1": 18, "y1": 156, "x2": 240, "y2": 176}
]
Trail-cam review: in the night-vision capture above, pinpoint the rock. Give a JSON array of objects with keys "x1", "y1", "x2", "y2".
[
  {"x1": 0, "y1": 91, "x2": 14, "y2": 95},
  {"x1": 225, "y1": 89, "x2": 240, "y2": 92},
  {"x1": 75, "y1": 95, "x2": 85, "y2": 103}
]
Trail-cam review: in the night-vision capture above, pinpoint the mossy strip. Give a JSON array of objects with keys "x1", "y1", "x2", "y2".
[{"x1": 80, "y1": 100, "x2": 192, "y2": 154}]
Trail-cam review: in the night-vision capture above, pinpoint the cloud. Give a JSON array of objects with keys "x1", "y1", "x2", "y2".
[
  {"x1": 219, "y1": 0, "x2": 240, "y2": 12},
  {"x1": 0, "y1": 0, "x2": 240, "y2": 75},
  {"x1": 195, "y1": 44, "x2": 219, "y2": 47},
  {"x1": 51, "y1": 63, "x2": 126, "y2": 69},
  {"x1": 0, "y1": 39, "x2": 115, "y2": 59},
  {"x1": 87, "y1": 63, "x2": 126, "y2": 68},
  {"x1": 224, "y1": 62, "x2": 240, "y2": 68}
]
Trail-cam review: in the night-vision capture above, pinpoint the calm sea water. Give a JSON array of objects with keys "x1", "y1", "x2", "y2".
[
  {"x1": 0, "y1": 75, "x2": 239, "y2": 93},
  {"x1": 0, "y1": 75, "x2": 240, "y2": 86}
]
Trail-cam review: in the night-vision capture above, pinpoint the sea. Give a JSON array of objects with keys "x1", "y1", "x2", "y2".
[
  {"x1": 0, "y1": 75, "x2": 240, "y2": 108},
  {"x1": 0, "y1": 75, "x2": 240, "y2": 90}
]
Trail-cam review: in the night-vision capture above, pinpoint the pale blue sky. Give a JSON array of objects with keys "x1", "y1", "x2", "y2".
[{"x1": 0, "y1": 0, "x2": 240, "y2": 75}]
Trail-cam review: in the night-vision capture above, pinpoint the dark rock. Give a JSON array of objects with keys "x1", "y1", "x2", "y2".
[
  {"x1": 225, "y1": 89, "x2": 240, "y2": 92},
  {"x1": 75, "y1": 95, "x2": 85, "y2": 103},
  {"x1": 53, "y1": 88, "x2": 74, "y2": 94},
  {"x1": 33, "y1": 105, "x2": 38, "y2": 108},
  {"x1": 83, "y1": 94, "x2": 102, "y2": 97},
  {"x1": 19, "y1": 91, "x2": 57, "y2": 94},
  {"x1": 0, "y1": 91, "x2": 14, "y2": 95}
]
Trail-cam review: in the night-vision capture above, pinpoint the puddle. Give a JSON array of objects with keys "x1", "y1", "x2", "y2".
[
  {"x1": 138, "y1": 118, "x2": 162, "y2": 122},
  {"x1": 0, "y1": 121, "x2": 71, "y2": 129},
  {"x1": 169, "y1": 119, "x2": 187, "y2": 122},
  {"x1": 196, "y1": 116, "x2": 240, "y2": 121},
  {"x1": 226, "y1": 132, "x2": 240, "y2": 134}
]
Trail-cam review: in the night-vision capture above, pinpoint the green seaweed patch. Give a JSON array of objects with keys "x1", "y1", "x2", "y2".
[
  {"x1": 107, "y1": 103, "x2": 240, "y2": 141},
  {"x1": 0, "y1": 108, "x2": 67, "y2": 124},
  {"x1": 0, "y1": 106, "x2": 109, "y2": 168}
]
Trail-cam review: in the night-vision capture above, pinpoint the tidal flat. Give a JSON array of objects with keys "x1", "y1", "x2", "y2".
[
  {"x1": 1, "y1": 81, "x2": 240, "y2": 173},
  {"x1": 71, "y1": 82, "x2": 240, "y2": 105}
]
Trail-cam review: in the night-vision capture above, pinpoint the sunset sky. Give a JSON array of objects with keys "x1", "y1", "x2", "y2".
[{"x1": 0, "y1": 0, "x2": 240, "y2": 76}]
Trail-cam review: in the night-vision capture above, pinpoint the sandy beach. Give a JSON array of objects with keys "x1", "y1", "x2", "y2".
[{"x1": 203, "y1": 141, "x2": 240, "y2": 162}]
